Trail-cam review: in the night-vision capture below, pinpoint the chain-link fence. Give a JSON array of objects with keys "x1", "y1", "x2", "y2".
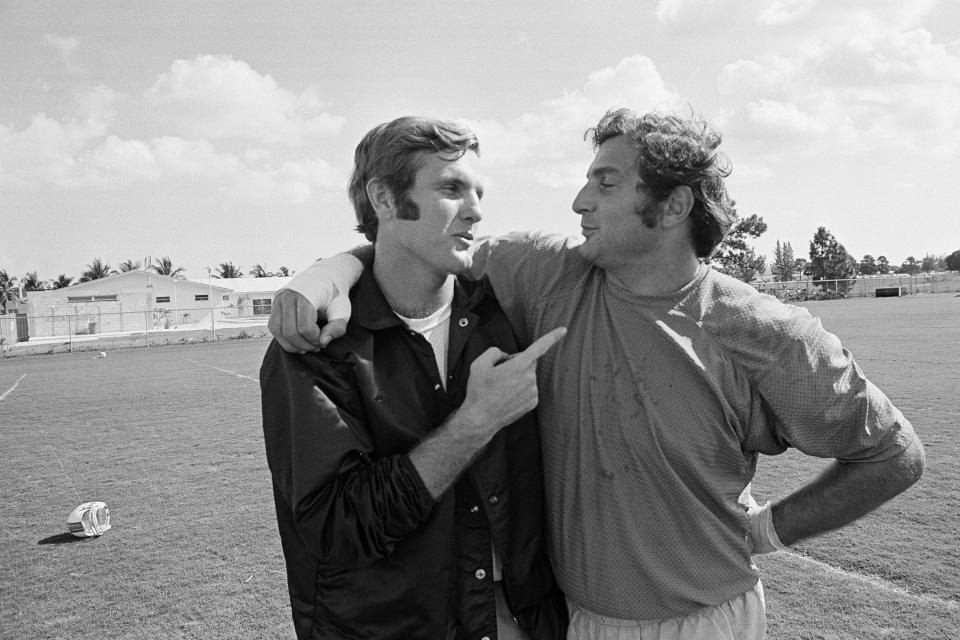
[
  {"x1": 753, "y1": 272, "x2": 960, "y2": 301},
  {"x1": 1, "y1": 304, "x2": 270, "y2": 350}
]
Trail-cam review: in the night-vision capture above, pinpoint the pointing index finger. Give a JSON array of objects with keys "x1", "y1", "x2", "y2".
[{"x1": 512, "y1": 327, "x2": 567, "y2": 367}]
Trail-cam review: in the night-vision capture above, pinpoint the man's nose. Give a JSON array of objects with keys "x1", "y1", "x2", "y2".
[
  {"x1": 572, "y1": 184, "x2": 593, "y2": 216},
  {"x1": 461, "y1": 191, "x2": 483, "y2": 223}
]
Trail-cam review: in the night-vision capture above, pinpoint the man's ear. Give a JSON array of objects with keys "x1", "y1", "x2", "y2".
[
  {"x1": 660, "y1": 185, "x2": 694, "y2": 229},
  {"x1": 366, "y1": 178, "x2": 396, "y2": 219}
]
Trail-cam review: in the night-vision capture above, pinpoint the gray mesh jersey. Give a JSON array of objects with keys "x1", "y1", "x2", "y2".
[{"x1": 470, "y1": 231, "x2": 915, "y2": 620}]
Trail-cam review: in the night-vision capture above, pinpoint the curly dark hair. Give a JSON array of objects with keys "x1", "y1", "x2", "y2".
[
  {"x1": 348, "y1": 116, "x2": 480, "y2": 242},
  {"x1": 587, "y1": 108, "x2": 737, "y2": 258}
]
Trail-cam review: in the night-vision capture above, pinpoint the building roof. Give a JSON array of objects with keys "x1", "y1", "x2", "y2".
[
  {"x1": 30, "y1": 270, "x2": 232, "y2": 295},
  {"x1": 188, "y1": 277, "x2": 291, "y2": 294}
]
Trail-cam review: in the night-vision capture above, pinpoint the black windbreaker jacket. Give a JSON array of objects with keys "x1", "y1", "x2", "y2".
[{"x1": 260, "y1": 267, "x2": 567, "y2": 640}]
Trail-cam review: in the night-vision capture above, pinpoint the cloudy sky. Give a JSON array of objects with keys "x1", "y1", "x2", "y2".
[{"x1": 2, "y1": 0, "x2": 958, "y2": 282}]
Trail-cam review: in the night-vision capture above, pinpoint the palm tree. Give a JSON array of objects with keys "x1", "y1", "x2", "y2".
[
  {"x1": 118, "y1": 259, "x2": 142, "y2": 272},
  {"x1": 215, "y1": 261, "x2": 243, "y2": 279},
  {"x1": 150, "y1": 256, "x2": 185, "y2": 278},
  {"x1": 51, "y1": 274, "x2": 73, "y2": 289},
  {"x1": 20, "y1": 271, "x2": 43, "y2": 291},
  {"x1": 249, "y1": 263, "x2": 273, "y2": 278},
  {"x1": 80, "y1": 258, "x2": 115, "y2": 282},
  {"x1": 0, "y1": 270, "x2": 18, "y2": 313}
]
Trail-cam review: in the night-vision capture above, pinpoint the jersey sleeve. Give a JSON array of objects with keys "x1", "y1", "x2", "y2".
[
  {"x1": 282, "y1": 252, "x2": 364, "y2": 310},
  {"x1": 469, "y1": 230, "x2": 588, "y2": 345},
  {"x1": 738, "y1": 297, "x2": 916, "y2": 463}
]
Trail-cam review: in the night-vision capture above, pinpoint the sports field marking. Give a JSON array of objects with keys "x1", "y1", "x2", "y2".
[
  {"x1": 44, "y1": 442, "x2": 82, "y2": 504},
  {"x1": 0, "y1": 373, "x2": 27, "y2": 402},
  {"x1": 190, "y1": 360, "x2": 260, "y2": 383},
  {"x1": 784, "y1": 550, "x2": 959, "y2": 610}
]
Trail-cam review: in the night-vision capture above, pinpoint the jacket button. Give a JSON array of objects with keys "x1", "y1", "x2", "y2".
[
  {"x1": 458, "y1": 318, "x2": 469, "y2": 327},
  {"x1": 488, "y1": 495, "x2": 498, "y2": 504},
  {"x1": 469, "y1": 505, "x2": 479, "y2": 513},
  {"x1": 481, "y1": 637, "x2": 491, "y2": 640},
  {"x1": 475, "y1": 569, "x2": 486, "y2": 580}
]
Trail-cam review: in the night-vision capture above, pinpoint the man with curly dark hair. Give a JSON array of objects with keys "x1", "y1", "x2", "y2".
[{"x1": 270, "y1": 108, "x2": 924, "y2": 639}]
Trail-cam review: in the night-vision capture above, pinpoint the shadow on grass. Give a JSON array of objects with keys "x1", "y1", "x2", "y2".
[{"x1": 38, "y1": 532, "x2": 98, "y2": 545}]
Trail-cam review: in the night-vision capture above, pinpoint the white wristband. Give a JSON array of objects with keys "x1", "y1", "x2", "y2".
[
  {"x1": 749, "y1": 500, "x2": 788, "y2": 554},
  {"x1": 283, "y1": 253, "x2": 363, "y2": 313}
]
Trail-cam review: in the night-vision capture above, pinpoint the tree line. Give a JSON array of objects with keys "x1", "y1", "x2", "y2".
[
  {"x1": 710, "y1": 215, "x2": 960, "y2": 284},
  {"x1": 0, "y1": 257, "x2": 294, "y2": 314},
  {"x1": 4, "y1": 227, "x2": 959, "y2": 314}
]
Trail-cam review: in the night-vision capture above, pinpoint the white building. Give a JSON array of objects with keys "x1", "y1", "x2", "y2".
[
  {"x1": 17, "y1": 271, "x2": 290, "y2": 340},
  {"x1": 191, "y1": 276, "x2": 291, "y2": 320}
]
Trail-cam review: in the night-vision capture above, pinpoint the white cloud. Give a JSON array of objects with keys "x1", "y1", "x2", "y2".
[
  {"x1": 0, "y1": 83, "x2": 128, "y2": 188},
  {"x1": 0, "y1": 113, "x2": 107, "y2": 187},
  {"x1": 656, "y1": 0, "x2": 940, "y2": 34},
  {"x1": 756, "y1": 0, "x2": 819, "y2": 27},
  {"x1": 744, "y1": 99, "x2": 828, "y2": 137},
  {"x1": 44, "y1": 33, "x2": 81, "y2": 73},
  {"x1": 0, "y1": 114, "x2": 347, "y2": 204},
  {"x1": 655, "y1": 0, "x2": 727, "y2": 25},
  {"x1": 816, "y1": 29, "x2": 960, "y2": 86},
  {"x1": 468, "y1": 55, "x2": 681, "y2": 186},
  {"x1": 80, "y1": 136, "x2": 160, "y2": 185},
  {"x1": 718, "y1": 27, "x2": 960, "y2": 156},
  {"x1": 226, "y1": 157, "x2": 347, "y2": 205},
  {"x1": 0, "y1": 55, "x2": 351, "y2": 202},
  {"x1": 144, "y1": 54, "x2": 346, "y2": 146},
  {"x1": 718, "y1": 56, "x2": 797, "y2": 103},
  {"x1": 0, "y1": 121, "x2": 347, "y2": 204},
  {"x1": 274, "y1": 158, "x2": 346, "y2": 191},
  {"x1": 153, "y1": 137, "x2": 241, "y2": 178}
]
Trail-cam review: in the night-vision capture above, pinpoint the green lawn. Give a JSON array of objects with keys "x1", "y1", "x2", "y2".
[
  {"x1": 1, "y1": 340, "x2": 290, "y2": 639},
  {"x1": 1, "y1": 292, "x2": 958, "y2": 639},
  {"x1": 754, "y1": 293, "x2": 960, "y2": 638}
]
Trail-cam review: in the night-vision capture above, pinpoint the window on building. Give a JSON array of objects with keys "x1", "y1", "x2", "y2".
[
  {"x1": 252, "y1": 298, "x2": 272, "y2": 316},
  {"x1": 194, "y1": 294, "x2": 209, "y2": 302},
  {"x1": 155, "y1": 296, "x2": 171, "y2": 303},
  {"x1": 67, "y1": 295, "x2": 118, "y2": 303},
  {"x1": 222, "y1": 295, "x2": 230, "y2": 301}
]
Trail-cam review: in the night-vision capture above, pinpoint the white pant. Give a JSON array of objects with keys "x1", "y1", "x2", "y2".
[{"x1": 567, "y1": 581, "x2": 766, "y2": 640}]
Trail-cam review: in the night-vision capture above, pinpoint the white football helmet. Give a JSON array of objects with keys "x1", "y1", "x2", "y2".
[{"x1": 67, "y1": 502, "x2": 111, "y2": 538}]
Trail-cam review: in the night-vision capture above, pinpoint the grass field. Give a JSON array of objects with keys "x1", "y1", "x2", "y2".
[
  {"x1": 752, "y1": 293, "x2": 959, "y2": 638},
  {"x1": 1, "y1": 292, "x2": 957, "y2": 639}
]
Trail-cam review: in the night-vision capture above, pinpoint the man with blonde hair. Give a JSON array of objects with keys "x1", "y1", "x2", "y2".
[{"x1": 261, "y1": 116, "x2": 567, "y2": 640}]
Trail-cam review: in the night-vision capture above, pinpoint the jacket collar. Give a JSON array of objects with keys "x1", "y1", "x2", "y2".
[{"x1": 352, "y1": 251, "x2": 487, "y2": 332}]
